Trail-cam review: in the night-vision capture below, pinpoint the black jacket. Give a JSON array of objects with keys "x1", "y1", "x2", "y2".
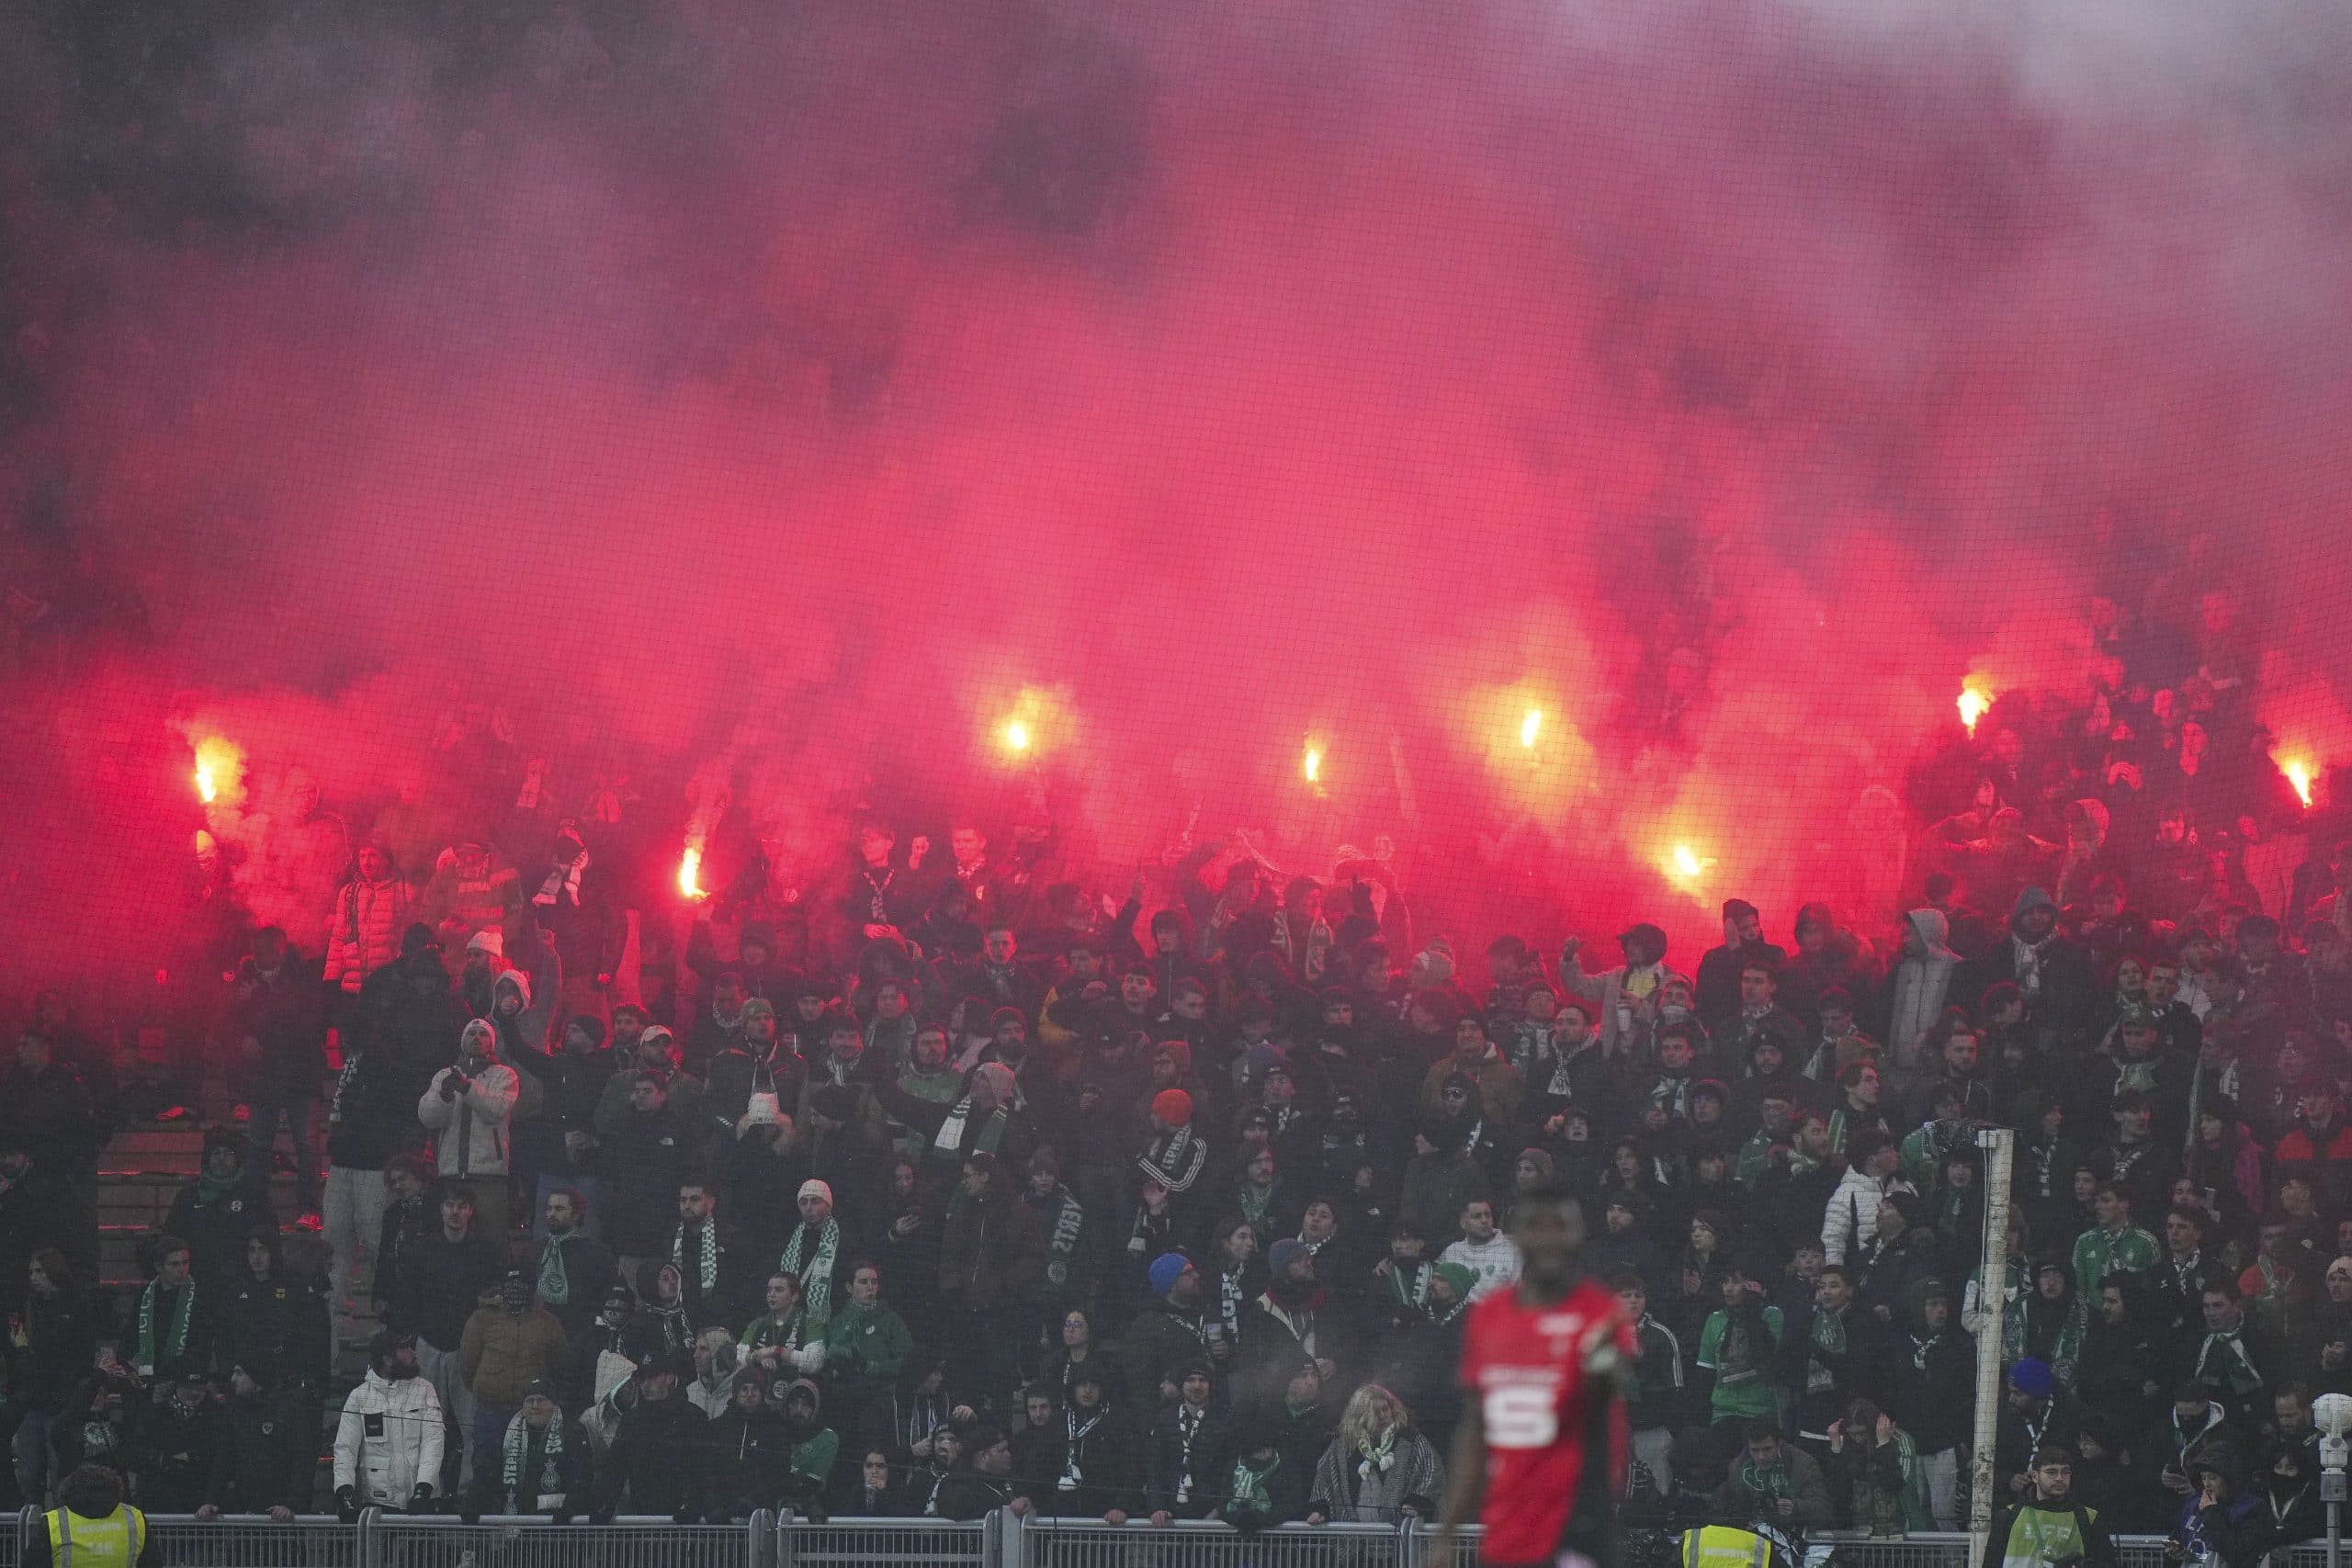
[
  {"x1": 384, "y1": 1224, "x2": 503, "y2": 1351},
  {"x1": 603, "y1": 1107, "x2": 696, "y2": 1258},
  {"x1": 228, "y1": 957, "x2": 330, "y2": 1091},
  {"x1": 597, "y1": 1392, "x2": 706, "y2": 1518},
  {"x1": 1036, "y1": 1404, "x2": 1142, "y2": 1517},
  {"x1": 701, "y1": 1404, "x2": 792, "y2": 1517},
  {"x1": 1143, "y1": 1403, "x2": 1235, "y2": 1517},
  {"x1": 132, "y1": 1393, "x2": 224, "y2": 1512},
  {"x1": 163, "y1": 1174, "x2": 277, "y2": 1298},
  {"x1": 205, "y1": 1390, "x2": 318, "y2": 1514},
  {"x1": 218, "y1": 1264, "x2": 332, "y2": 1389}
]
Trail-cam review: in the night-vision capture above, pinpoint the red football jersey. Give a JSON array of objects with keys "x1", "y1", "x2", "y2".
[{"x1": 1458, "y1": 1279, "x2": 1632, "y2": 1566}]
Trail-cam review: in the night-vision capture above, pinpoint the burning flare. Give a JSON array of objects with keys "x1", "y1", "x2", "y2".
[
  {"x1": 1663, "y1": 842, "x2": 1717, "y2": 888},
  {"x1": 677, "y1": 843, "x2": 708, "y2": 900},
  {"x1": 191, "y1": 735, "x2": 241, "y2": 806},
  {"x1": 1520, "y1": 708, "x2": 1543, "y2": 749},
  {"x1": 1957, "y1": 682, "x2": 1994, "y2": 737},
  {"x1": 1001, "y1": 718, "x2": 1032, "y2": 754},
  {"x1": 2284, "y1": 759, "x2": 2314, "y2": 808},
  {"x1": 1301, "y1": 742, "x2": 1324, "y2": 784}
]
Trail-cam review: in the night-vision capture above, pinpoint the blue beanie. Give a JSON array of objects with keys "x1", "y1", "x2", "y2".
[
  {"x1": 1148, "y1": 1253, "x2": 1192, "y2": 1299},
  {"x1": 2008, "y1": 1357, "x2": 2053, "y2": 1399}
]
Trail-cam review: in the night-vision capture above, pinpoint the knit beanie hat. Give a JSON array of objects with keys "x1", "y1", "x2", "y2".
[
  {"x1": 1152, "y1": 1089, "x2": 1194, "y2": 1128},
  {"x1": 1268, "y1": 1238, "x2": 1309, "y2": 1277},
  {"x1": 1433, "y1": 1262, "x2": 1477, "y2": 1300},
  {"x1": 1148, "y1": 1253, "x2": 1193, "y2": 1298}
]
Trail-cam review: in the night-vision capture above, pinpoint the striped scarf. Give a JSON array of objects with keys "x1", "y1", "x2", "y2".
[
  {"x1": 501, "y1": 1415, "x2": 565, "y2": 1511},
  {"x1": 136, "y1": 1280, "x2": 195, "y2": 1372}
]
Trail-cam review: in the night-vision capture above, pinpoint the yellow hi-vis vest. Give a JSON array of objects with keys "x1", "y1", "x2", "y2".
[
  {"x1": 1681, "y1": 1526, "x2": 1770, "y2": 1568},
  {"x1": 45, "y1": 1506, "x2": 146, "y2": 1568}
]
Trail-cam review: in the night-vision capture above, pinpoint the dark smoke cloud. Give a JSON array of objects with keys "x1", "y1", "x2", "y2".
[{"x1": 4, "y1": 0, "x2": 2350, "y2": 997}]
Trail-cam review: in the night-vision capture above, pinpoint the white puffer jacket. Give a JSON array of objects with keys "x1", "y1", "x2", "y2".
[
  {"x1": 334, "y1": 1368, "x2": 447, "y2": 1506},
  {"x1": 418, "y1": 1062, "x2": 521, "y2": 1178}
]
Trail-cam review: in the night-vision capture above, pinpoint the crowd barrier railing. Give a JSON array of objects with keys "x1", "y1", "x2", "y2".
[
  {"x1": 1005, "y1": 1512, "x2": 1402, "y2": 1568},
  {"x1": 362, "y1": 1509, "x2": 776, "y2": 1568},
  {"x1": 776, "y1": 1509, "x2": 994, "y2": 1568},
  {"x1": 6, "y1": 1508, "x2": 773, "y2": 1568},
  {"x1": 9, "y1": 1506, "x2": 2328, "y2": 1568}
]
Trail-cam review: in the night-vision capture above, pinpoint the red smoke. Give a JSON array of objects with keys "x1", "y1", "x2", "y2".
[{"x1": 4, "y1": 0, "x2": 2351, "y2": 998}]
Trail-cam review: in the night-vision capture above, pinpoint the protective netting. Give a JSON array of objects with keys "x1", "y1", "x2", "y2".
[{"x1": 2, "y1": 0, "x2": 2350, "y2": 1541}]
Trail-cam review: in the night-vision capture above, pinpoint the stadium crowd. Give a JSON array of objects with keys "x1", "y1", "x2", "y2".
[{"x1": 3, "y1": 598, "x2": 2349, "y2": 1562}]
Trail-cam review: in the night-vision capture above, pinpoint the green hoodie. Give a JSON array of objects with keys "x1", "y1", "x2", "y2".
[{"x1": 823, "y1": 1298, "x2": 913, "y2": 1382}]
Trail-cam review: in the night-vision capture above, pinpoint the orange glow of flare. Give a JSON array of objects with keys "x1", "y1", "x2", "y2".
[
  {"x1": 1302, "y1": 743, "x2": 1324, "y2": 784},
  {"x1": 1001, "y1": 718, "x2": 1032, "y2": 754},
  {"x1": 677, "y1": 844, "x2": 708, "y2": 900},
  {"x1": 1663, "y1": 842, "x2": 1717, "y2": 887},
  {"x1": 1957, "y1": 683, "x2": 1993, "y2": 737},
  {"x1": 1519, "y1": 708, "x2": 1543, "y2": 749},
  {"x1": 190, "y1": 735, "x2": 241, "y2": 806},
  {"x1": 2285, "y1": 760, "x2": 2314, "y2": 808}
]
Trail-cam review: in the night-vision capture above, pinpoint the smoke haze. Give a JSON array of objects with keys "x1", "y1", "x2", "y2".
[{"x1": 4, "y1": 0, "x2": 2349, "y2": 997}]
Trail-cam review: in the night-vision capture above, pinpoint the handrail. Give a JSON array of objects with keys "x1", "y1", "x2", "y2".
[{"x1": 10, "y1": 1502, "x2": 2324, "y2": 1568}]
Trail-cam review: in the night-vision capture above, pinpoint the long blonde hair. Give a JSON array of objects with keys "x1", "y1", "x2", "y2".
[{"x1": 1337, "y1": 1383, "x2": 1410, "y2": 1452}]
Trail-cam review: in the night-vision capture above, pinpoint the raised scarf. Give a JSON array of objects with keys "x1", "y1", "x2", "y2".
[
  {"x1": 533, "y1": 852, "x2": 587, "y2": 907},
  {"x1": 501, "y1": 1414, "x2": 566, "y2": 1510},
  {"x1": 931, "y1": 1095, "x2": 1006, "y2": 1163},
  {"x1": 781, "y1": 1218, "x2": 840, "y2": 1334},
  {"x1": 1139, "y1": 1124, "x2": 1206, "y2": 1192},
  {"x1": 137, "y1": 1280, "x2": 195, "y2": 1371},
  {"x1": 1238, "y1": 1182, "x2": 1274, "y2": 1231}
]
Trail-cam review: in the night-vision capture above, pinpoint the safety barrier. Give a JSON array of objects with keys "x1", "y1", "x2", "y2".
[
  {"x1": 6, "y1": 1508, "x2": 2330, "y2": 1568},
  {"x1": 1009, "y1": 1514, "x2": 1401, "y2": 1568},
  {"x1": 149, "y1": 1514, "x2": 362, "y2": 1568},
  {"x1": 778, "y1": 1511, "x2": 993, "y2": 1568},
  {"x1": 363, "y1": 1511, "x2": 775, "y2": 1568}
]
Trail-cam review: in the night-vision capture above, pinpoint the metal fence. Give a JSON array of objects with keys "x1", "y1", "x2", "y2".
[
  {"x1": 6, "y1": 1509, "x2": 2324, "y2": 1568},
  {"x1": 148, "y1": 1515, "x2": 362, "y2": 1568},
  {"x1": 1011, "y1": 1516, "x2": 1401, "y2": 1568},
  {"x1": 363, "y1": 1511, "x2": 774, "y2": 1568},
  {"x1": 778, "y1": 1511, "x2": 993, "y2": 1568}
]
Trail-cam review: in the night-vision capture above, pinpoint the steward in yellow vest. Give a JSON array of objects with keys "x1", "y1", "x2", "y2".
[{"x1": 27, "y1": 1465, "x2": 160, "y2": 1568}]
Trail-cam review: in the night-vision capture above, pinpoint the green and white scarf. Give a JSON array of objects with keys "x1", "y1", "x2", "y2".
[
  {"x1": 1807, "y1": 1305, "x2": 1848, "y2": 1393},
  {"x1": 538, "y1": 1235, "x2": 575, "y2": 1306},
  {"x1": 137, "y1": 1280, "x2": 195, "y2": 1372},
  {"x1": 1238, "y1": 1182, "x2": 1274, "y2": 1231},
  {"x1": 501, "y1": 1414, "x2": 566, "y2": 1511},
  {"x1": 930, "y1": 1096, "x2": 1006, "y2": 1163},
  {"x1": 1738, "y1": 1457, "x2": 1793, "y2": 1502},
  {"x1": 1228, "y1": 1452, "x2": 1280, "y2": 1514},
  {"x1": 673, "y1": 1220, "x2": 719, "y2": 1296},
  {"x1": 1386, "y1": 1261, "x2": 1430, "y2": 1310},
  {"x1": 780, "y1": 1219, "x2": 840, "y2": 1335},
  {"x1": 1357, "y1": 1424, "x2": 1398, "y2": 1483},
  {"x1": 2197, "y1": 1328, "x2": 2264, "y2": 1397}
]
